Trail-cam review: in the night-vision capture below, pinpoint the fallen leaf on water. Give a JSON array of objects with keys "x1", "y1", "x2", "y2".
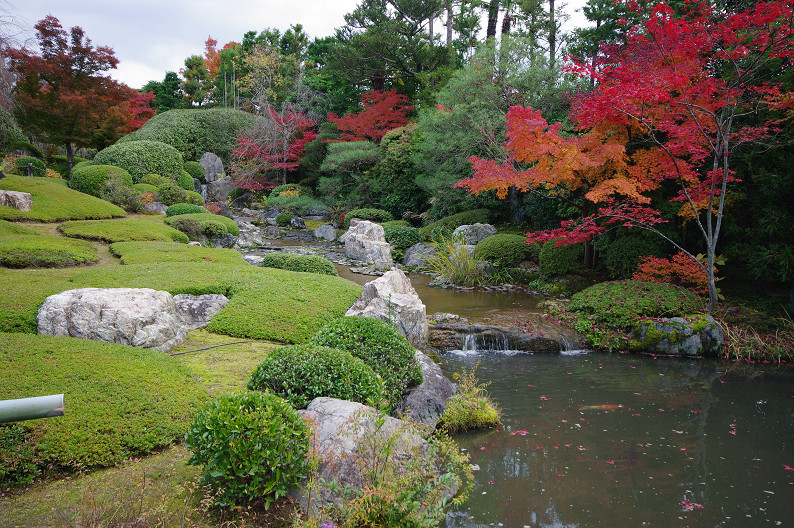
[
  {"x1": 784, "y1": 465, "x2": 793, "y2": 471},
  {"x1": 680, "y1": 500, "x2": 704, "y2": 511},
  {"x1": 510, "y1": 429, "x2": 529, "y2": 436},
  {"x1": 607, "y1": 460, "x2": 615, "y2": 464}
]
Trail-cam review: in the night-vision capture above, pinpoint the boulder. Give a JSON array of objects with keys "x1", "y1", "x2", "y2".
[
  {"x1": 339, "y1": 219, "x2": 392, "y2": 266},
  {"x1": 402, "y1": 243, "x2": 438, "y2": 268},
  {"x1": 199, "y1": 152, "x2": 224, "y2": 183},
  {"x1": 345, "y1": 269, "x2": 428, "y2": 348},
  {"x1": 453, "y1": 223, "x2": 497, "y2": 245},
  {"x1": 143, "y1": 201, "x2": 167, "y2": 215},
  {"x1": 209, "y1": 233, "x2": 237, "y2": 248},
  {"x1": 173, "y1": 294, "x2": 229, "y2": 331},
  {"x1": 0, "y1": 190, "x2": 32, "y2": 212},
  {"x1": 393, "y1": 351, "x2": 456, "y2": 429},
  {"x1": 243, "y1": 255, "x2": 265, "y2": 266},
  {"x1": 290, "y1": 216, "x2": 307, "y2": 229},
  {"x1": 37, "y1": 288, "x2": 194, "y2": 352},
  {"x1": 294, "y1": 398, "x2": 460, "y2": 517},
  {"x1": 230, "y1": 192, "x2": 253, "y2": 209},
  {"x1": 632, "y1": 315, "x2": 724, "y2": 357},
  {"x1": 206, "y1": 177, "x2": 234, "y2": 202},
  {"x1": 313, "y1": 222, "x2": 337, "y2": 242},
  {"x1": 234, "y1": 219, "x2": 264, "y2": 248}
]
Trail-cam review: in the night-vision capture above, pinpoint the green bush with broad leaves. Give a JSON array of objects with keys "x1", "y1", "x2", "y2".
[
  {"x1": 475, "y1": 233, "x2": 531, "y2": 269},
  {"x1": 69, "y1": 164, "x2": 133, "y2": 197},
  {"x1": 202, "y1": 219, "x2": 227, "y2": 238},
  {"x1": 156, "y1": 181, "x2": 187, "y2": 206},
  {"x1": 93, "y1": 140, "x2": 183, "y2": 182},
  {"x1": 276, "y1": 212, "x2": 292, "y2": 227},
  {"x1": 13, "y1": 156, "x2": 46, "y2": 177},
  {"x1": 260, "y1": 252, "x2": 337, "y2": 276},
  {"x1": 419, "y1": 209, "x2": 490, "y2": 241},
  {"x1": 184, "y1": 190, "x2": 205, "y2": 206},
  {"x1": 183, "y1": 160, "x2": 205, "y2": 182},
  {"x1": 310, "y1": 317, "x2": 422, "y2": 409},
  {"x1": 165, "y1": 203, "x2": 206, "y2": 217},
  {"x1": 343, "y1": 208, "x2": 393, "y2": 228},
  {"x1": 384, "y1": 224, "x2": 421, "y2": 250},
  {"x1": 247, "y1": 344, "x2": 384, "y2": 408},
  {"x1": 140, "y1": 173, "x2": 171, "y2": 187},
  {"x1": 600, "y1": 232, "x2": 665, "y2": 279},
  {"x1": 185, "y1": 390, "x2": 310, "y2": 508},
  {"x1": 178, "y1": 170, "x2": 195, "y2": 191},
  {"x1": 538, "y1": 239, "x2": 584, "y2": 279},
  {"x1": 164, "y1": 212, "x2": 239, "y2": 236}
]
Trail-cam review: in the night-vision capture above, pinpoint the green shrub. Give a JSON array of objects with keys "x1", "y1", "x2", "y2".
[
  {"x1": 268, "y1": 183, "x2": 304, "y2": 200},
  {"x1": 13, "y1": 156, "x2": 46, "y2": 177},
  {"x1": 68, "y1": 164, "x2": 133, "y2": 197},
  {"x1": 0, "y1": 235, "x2": 98, "y2": 268},
  {"x1": 202, "y1": 219, "x2": 227, "y2": 238},
  {"x1": 538, "y1": 239, "x2": 584, "y2": 279},
  {"x1": 183, "y1": 160, "x2": 205, "y2": 182},
  {"x1": 59, "y1": 219, "x2": 189, "y2": 244},
  {"x1": 382, "y1": 219, "x2": 411, "y2": 228},
  {"x1": 140, "y1": 173, "x2": 171, "y2": 187},
  {"x1": 260, "y1": 252, "x2": 338, "y2": 276},
  {"x1": 169, "y1": 217, "x2": 204, "y2": 241},
  {"x1": 131, "y1": 183, "x2": 158, "y2": 195},
  {"x1": 118, "y1": 108, "x2": 255, "y2": 164},
  {"x1": 343, "y1": 208, "x2": 393, "y2": 228},
  {"x1": 438, "y1": 362, "x2": 501, "y2": 433},
  {"x1": 184, "y1": 190, "x2": 205, "y2": 206},
  {"x1": 601, "y1": 232, "x2": 665, "y2": 279},
  {"x1": 156, "y1": 181, "x2": 188, "y2": 206},
  {"x1": 93, "y1": 140, "x2": 183, "y2": 182},
  {"x1": 164, "y1": 213, "x2": 239, "y2": 236},
  {"x1": 177, "y1": 170, "x2": 195, "y2": 191},
  {"x1": 383, "y1": 224, "x2": 421, "y2": 250},
  {"x1": 475, "y1": 233, "x2": 531, "y2": 269},
  {"x1": 165, "y1": 203, "x2": 207, "y2": 217},
  {"x1": 276, "y1": 212, "x2": 292, "y2": 227},
  {"x1": 109, "y1": 241, "x2": 246, "y2": 266},
  {"x1": 247, "y1": 344, "x2": 384, "y2": 408},
  {"x1": 98, "y1": 175, "x2": 142, "y2": 212},
  {"x1": 0, "y1": 333, "x2": 206, "y2": 484},
  {"x1": 268, "y1": 194, "x2": 327, "y2": 215},
  {"x1": 420, "y1": 209, "x2": 490, "y2": 241},
  {"x1": 310, "y1": 317, "x2": 422, "y2": 408},
  {"x1": 48, "y1": 155, "x2": 88, "y2": 178},
  {"x1": 185, "y1": 390, "x2": 310, "y2": 508}
]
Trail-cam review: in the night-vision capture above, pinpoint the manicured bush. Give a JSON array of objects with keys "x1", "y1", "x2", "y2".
[
  {"x1": 68, "y1": 164, "x2": 133, "y2": 197},
  {"x1": 165, "y1": 203, "x2": 207, "y2": 217},
  {"x1": 276, "y1": 212, "x2": 292, "y2": 227},
  {"x1": 177, "y1": 170, "x2": 195, "y2": 191},
  {"x1": 0, "y1": 235, "x2": 98, "y2": 268},
  {"x1": 381, "y1": 219, "x2": 412, "y2": 228},
  {"x1": 310, "y1": 317, "x2": 422, "y2": 408},
  {"x1": 383, "y1": 224, "x2": 421, "y2": 250},
  {"x1": 268, "y1": 183, "x2": 304, "y2": 200},
  {"x1": 140, "y1": 173, "x2": 171, "y2": 187},
  {"x1": 59, "y1": 219, "x2": 189, "y2": 243},
  {"x1": 99, "y1": 175, "x2": 142, "y2": 212},
  {"x1": 132, "y1": 183, "x2": 158, "y2": 195},
  {"x1": 202, "y1": 219, "x2": 227, "y2": 237},
  {"x1": 475, "y1": 233, "x2": 531, "y2": 269},
  {"x1": 169, "y1": 217, "x2": 205, "y2": 241},
  {"x1": 247, "y1": 344, "x2": 384, "y2": 408},
  {"x1": 185, "y1": 390, "x2": 309, "y2": 508},
  {"x1": 602, "y1": 232, "x2": 665, "y2": 279},
  {"x1": 419, "y1": 209, "x2": 491, "y2": 241},
  {"x1": 93, "y1": 140, "x2": 183, "y2": 182},
  {"x1": 343, "y1": 208, "x2": 393, "y2": 228},
  {"x1": 156, "y1": 181, "x2": 188, "y2": 206},
  {"x1": 118, "y1": 108, "x2": 256, "y2": 164},
  {"x1": 183, "y1": 160, "x2": 205, "y2": 182},
  {"x1": 538, "y1": 239, "x2": 584, "y2": 279},
  {"x1": 164, "y1": 212, "x2": 239, "y2": 236},
  {"x1": 184, "y1": 190, "x2": 205, "y2": 206},
  {"x1": 260, "y1": 252, "x2": 338, "y2": 276},
  {"x1": 13, "y1": 156, "x2": 46, "y2": 177},
  {"x1": 48, "y1": 155, "x2": 88, "y2": 178}
]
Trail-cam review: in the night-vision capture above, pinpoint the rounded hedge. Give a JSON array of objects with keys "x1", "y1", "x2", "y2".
[
  {"x1": 183, "y1": 160, "x2": 205, "y2": 182},
  {"x1": 475, "y1": 233, "x2": 531, "y2": 269},
  {"x1": 156, "y1": 181, "x2": 188, "y2": 206},
  {"x1": 247, "y1": 345, "x2": 384, "y2": 409},
  {"x1": 202, "y1": 219, "x2": 228, "y2": 237},
  {"x1": 383, "y1": 224, "x2": 421, "y2": 250},
  {"x1": 276, "y1": 212, "x2": 292, "y2": 227},
  {"x1": 68, "y1": 164, "x2": 133, "y2": 197},
  {"x1": 140, "y1": 173, "x2": 171, "y2": 187},
  {"x1": 178, "y1": 170, "x2": 195, "y2": 191},
  {"x1": 164, "y1": 212, "x2": 239, "y2": 236},
  {"x1": 260, "y1": 252, "x2": 338, "y2": 276},
  {"x1": 13, "y1": 156, "x2": 46, "y2": 177},
  {"x1": 165, "y1": 203, "x2": 207, "y2": 217},
  {"x1": 93, "y1": 140, "x2": 184, "y2": 182},
  {"x1": 132, "y1": 183, "x2": 159, "y2": 195},
  {"x1": 184, "y1": 190, "x2": 205, "y2": 206},
  {"x1": 343, "y1": 208, "x2": 394, "y2": 228},
  {"x1": 309, "y1": 317, "x2": 422, "y2": 408},
  {"x1": 602, "y1": 233, "x2": 664, "y2": 279},
  {"x1": 539, "y1": 239, "x2": 584, "y2": 279},
  {"x1": 169, "y1": 217, "x2": 204, "y2": 241},
  {"x1": 185, "y1": 390, "x2": 310, "y2": 508}
]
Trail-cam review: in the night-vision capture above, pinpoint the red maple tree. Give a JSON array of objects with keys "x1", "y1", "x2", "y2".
[
  {"x1": 458, "y1": 1, "x2": 793, "y2": 311},
  {"x1": 328, "y1": 89, "x2": 413, "y2": 143}
]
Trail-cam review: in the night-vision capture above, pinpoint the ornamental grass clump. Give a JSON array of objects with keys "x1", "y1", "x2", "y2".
[
  {"x1": 438, "y1": 361, "x2": 501, "y2": 433},
  {"x1": 247, "y1": 344, "x2": 385, "y2": 408},
  {"x1": 424, "y1": 233, "x2": 482, "y2": 287},
  {"x1": 185, "y1": 390, "x2": 310, "y2": 508}
]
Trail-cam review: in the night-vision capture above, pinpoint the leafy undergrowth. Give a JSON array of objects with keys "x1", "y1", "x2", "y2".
[
  {"x1": 110, "y1": 241, "x2": 247, "y2": 266},
  {"x1": 0, "y1": 333, "x2": 207, "y2": 485},
  {"x1": 59, "y1": 218, "x2": 189, "y2": 244},
  {"x1": 438, "y1": 362, "x2": 501, "y2": 433},
  {"x1": 0, "y1": 175, "x2": 126, "y2": 221},
  {"x1": 0, "y1": 234, "x2": 98, "y2": 268},
  {"x1": 714, "y1": 304, "x2": 793, "y2": 364}
]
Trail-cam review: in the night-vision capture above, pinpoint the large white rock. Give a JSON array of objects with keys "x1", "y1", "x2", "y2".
[
  {"x1": 37, "y1": 288, "x2": 227, "y2": 352},
  {"x1": 234, "y1": 219, "x2": 264, "y2": 248},
  {"x1": 339, "y1": 219, "x2": 392, "y2": 266},
  {"x1": 345, "y1": 268, "x2": 428, "y2": 348},
  {"x1": 453, "y1": 223, "x2": 497, "y2": 245},
  {"x1": 0, "y1": 190, "x2": 32, "y2": 212}
]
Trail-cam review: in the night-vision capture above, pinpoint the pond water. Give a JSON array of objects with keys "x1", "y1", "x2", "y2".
[{"x1": 438, "y1": 351, "x2": 794, "y2": 528}]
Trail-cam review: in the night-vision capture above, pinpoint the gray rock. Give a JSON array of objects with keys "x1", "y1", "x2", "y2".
[
  {"x1": 173, "y1": 294, "x2": 229, "y2": 330},
  {"x1": 402, "y1": 243, "x2": 438, "y2": 268},
  {"x1": 262, "y1": 225, "x2": 280, "y2": 237},
  {"x1": 230, "y1": 192, "x2": 252, "y2": 209},
  {"x1": 632, "y1": 315, "x2": 724, "y2": 357},
  {"x1": 206, "y1": 177, "x2": 234, "y2": 202},
  {"x1": 37, "y1": 288, "x2": 187, "y2": 352},
  {"x1": 199, "y1": 152, "x2": 224, "y2": 183},
  {"x1": 209, "y1": 233, "x2": 237, "y2": 248},
  {"x1": 143, "y1": 201, "x2": 167, "y2": 215},
  {"x1": 187, "y1": 241, "x2": 203, "y2": 247},
  {"x1": 345, "y1": 269, "x2": 428, "y2": 348},
  {"x1": 313, "y1": 223, "x2": 337, "y2": 242},
  {"x1": 428, "y1": 322, "x2": 582, "y2": 354},
  {"x1": 235, "y1": 219, "x2": 264, "y2": 248},
  {"x1": 290, "y1": 216, "x2": 307, "y2": 229},
  {"x1": 294, "y1": 398, "x2": 460, "y2": 517},
  {"x1": 453, "y1": 223, "x2": 497, "y2": 245},
  {"x1": 339, "y1": 219, "x2": 392, "y2": 266},
  {"x1": 393, "y1": 351, "x2": 456, "y2": 429},
  {"x1": 243, "y1": 255, "x2": 265, "y2": 266},
  {"x1": 0, "y1": 190, "x2": 32, "y2": 211}
]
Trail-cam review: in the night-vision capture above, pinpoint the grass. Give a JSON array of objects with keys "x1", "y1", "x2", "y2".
[
  {"x1": 164, "y1": 212, "x2": 240, "y2": 236},
  {"x1": 0, "y1": 235, "x2": 98, "y2": 268},
  {"x1": 110, "y1": 241, "x2": 247, "y2": 266},
  {"x1": 0, "y1": 175, "x2": 126, "y2": 222},
  {"x1": 59, "y1": 218, "x2": 189, "y2": 243},
  {"x1": 0, "y1": 267, "x2": 78, "y2": 333},
  {"x1": 0, "y1": 219, "x2": 40, "y2": 236}
]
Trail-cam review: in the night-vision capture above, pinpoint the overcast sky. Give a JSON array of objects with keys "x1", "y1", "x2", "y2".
[{"x1": 10, "y1": 0, "x2": 589, "y2": 89}]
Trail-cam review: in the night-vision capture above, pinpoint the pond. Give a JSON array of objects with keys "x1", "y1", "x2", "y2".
[{"x1": 438, "y1": 351, "x2": 793, "y2": 528}]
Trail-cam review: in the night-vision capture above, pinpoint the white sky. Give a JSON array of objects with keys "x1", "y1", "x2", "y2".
[{"x1": 10, "y1": 0, "x2": 589, "y2": 89}]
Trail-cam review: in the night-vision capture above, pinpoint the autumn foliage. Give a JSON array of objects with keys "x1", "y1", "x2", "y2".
[
  {"x1": 632, "y1": 252, "x2": 710, "y2": 295},
  {"x1": 328, "y1": 89, "x2": 413, "y2": 143}
]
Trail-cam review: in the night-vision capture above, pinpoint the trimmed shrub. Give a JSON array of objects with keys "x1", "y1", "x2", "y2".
[
  {"x1": 59, "y1": 219, "x2": 189, "y2": 244},
  {"x1": 247, "y1": 344, "x2": 384, "y2": 408},
  {"x1": 260, "y1": 253, "x2": 338, "y2": 276},
  {"x1": 276, "y1": 212, "x2": 292, "y2": 227},
  {"x1": 183, "y1": 160, "x2": 205, "y2": 182},
  {"x1": 310, "y1": 317, "x2": 422, "y2": 408},
  {"x1": 383, "y1": 224, "x2": 421, "y2": 250},
  {"x1": 166, "y1": 217, "x2": 204, "y2": 241},
  {"x1": 202, "y1": 219, "x2": 227, "y2": 237},
  {"x1": 538, "y1": 239, "x2": 584, "y2": 279},
  {"x1": 602, "y1": 232, "x2": 665, "y2": 279},
  {"x1": 381, "y1": 219, "x2": 411, "y2": 228},
  {"x1": 156, "y1": 181, "x2": 188, "y2": 206},
  {"x1": 69, "y1": 164, "x2": 133, "y2": 197},
  {"x1": 48, "y1": 155, "x2": 88, "y2": 178},
  {"x1": 185, "y1": 391, "x2": 310, "y2": 508},
  {"x1": 475, "y1": 233, "x2": 531, "y2": 269},
  {"x1": 99, "y1": 175, "x2": 143, "y2": 212},
  {"x1": 13, "y1": 156, "x2": 46, "y2": 177},
  {"x1": 184, "y1": 190, "x2": 205, "y2": 206},
  {"x1": 166, "y1": 203, "x2": 206, "y2": 217},
  {"x1": 268, "y1": 183, "x2": 304, "y2": 200},
  {"x1": 132, "y1": 183, "x2": 158, "y2": 195},
  {"x1": 343, "y1": 208, "x2": 393, "y2": 228},
  {"x1": 164, "y1": 212, "x2": 239, "y2": 236},
  {"x1": 140, "y1": 173, "x2": 171, "y2": 187},
  {"x1": 419, "y1": 209, "x2": 491, "y2": 241},
  {"x1": 178, "y1": 170, "x2": 195, "y2": 191},
  {"x1": 93, "y1": 140, "x2": 183, "y2": 182}
]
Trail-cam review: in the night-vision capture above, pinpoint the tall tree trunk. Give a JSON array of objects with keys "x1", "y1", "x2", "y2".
[
  {"x1": 446, "y1": 2, "x2": 454, "y2": 46},
  {"x1": 429, "y1": 11, "x2": 434, "y2": 40},
  {"x1": 486, "y1": 0, "x2": 500, "y2": 39},
  {"x1": 65, "y1": 141, "x2": 74, "y2": 174},
  {"x1": 508, "y1": 186, "x2": 524, "y2": 223},
  {"x1": 589, "y1": 18, "x2": 600, "y2": 90},
  {"x1": 549, "y1": 0, "x2": 556, "y2": 69}
]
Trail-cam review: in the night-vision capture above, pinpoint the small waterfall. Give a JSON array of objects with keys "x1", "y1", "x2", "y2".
[
  {"x1": 199, "y1": 184, "x2": 208, "y2": 200},
  {"x1": 458, "y1": 331, "x2": 515, "y2": 354}
]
